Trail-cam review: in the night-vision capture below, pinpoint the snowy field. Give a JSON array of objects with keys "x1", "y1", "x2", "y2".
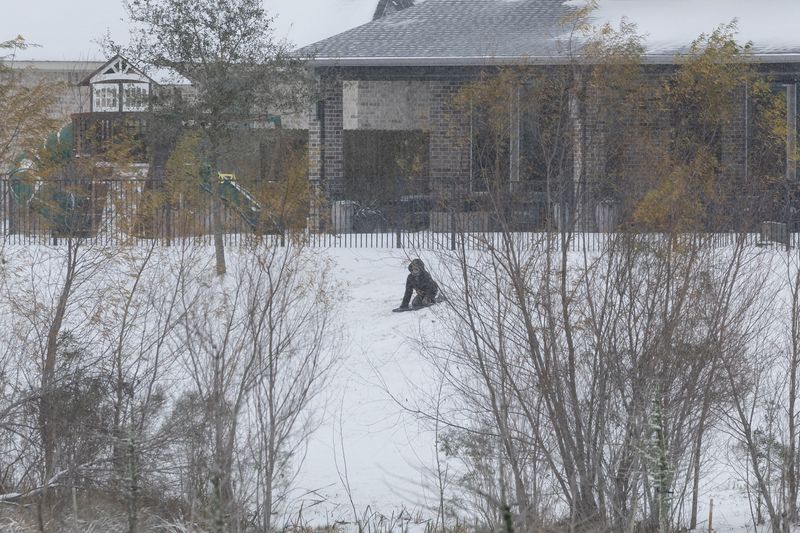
[
  {"x1": 288, "y1": 247, "x2": 446, "y2": 526},
  {"x1": 0, "y1": 241, "x2": 793, "y2": 532},
  {"x1": 292, "y1": 247, "x2": 767, "y2": 532}
]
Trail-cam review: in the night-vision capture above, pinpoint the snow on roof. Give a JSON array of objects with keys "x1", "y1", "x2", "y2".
[
  {"x1": 299, "y1": 0, "x2": 800, "y2": 67},
  {"x1": 298, "y1": 0, "x2": 575, "y2": 65}
]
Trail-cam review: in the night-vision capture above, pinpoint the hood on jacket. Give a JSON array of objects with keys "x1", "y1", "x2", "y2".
[{"x1": 408, "y1": 258, "x2": 425, "y2": 273}]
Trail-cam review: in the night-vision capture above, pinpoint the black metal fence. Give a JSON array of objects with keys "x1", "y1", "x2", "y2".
[
  {"x1": 0, "y1": 178, "x2": 260, "y2": 246},
  {"x1": 305, "y1": 226, "x2": 799, "y2": 250},
  {"x1": 2, "y1": 178, "x2": 798, "y2": 250}
]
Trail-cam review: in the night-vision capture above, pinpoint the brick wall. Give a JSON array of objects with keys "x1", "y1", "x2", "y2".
[
  {"x1": 308, "y1": 77, "x2": 345, "y2": 229},
  {"x1": 721, "y1": 84, "x2": 747, "y2": 184},
  {"x1": 307, "y1": 101, "x2": 323, "y2": 230},
  {"x1": 313, "y1": 77, "x2": 470, "y2": 206},
  {"x1": 273, "y1": 107, "x2": 309, "y2": 130},
  {"x1": 322, "y1": 78, "x2": 344, "y2": 200},
  {"x1": 429, "y1": 80, "x2": 470, "y2": 198},
  {"x1": 343, "y1": 80, "x2": 430, "y2": 130},
  {"x1": 306, "y1": 64, "x2": 785, "y2": 231}
]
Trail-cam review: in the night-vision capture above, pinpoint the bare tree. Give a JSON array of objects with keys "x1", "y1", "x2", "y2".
[
  {"x1": 421, "y1": 223, "x2": 775, "y2": 531},
  {"x1": 728, "y1": 250, "x2": 800, "y2": 532},
  {"x1": 785, "y1": 253, "x2": 800, "y2": 523},
  {"x1": 173, "y1": 241, "x2": 338, "y2": 532},
  {"x1": 243, "y1": 246, "x2": 339, "y2": 532},
  {"x1": 402, "y1": 13, "x2": 793, "y2": 531},
  {"x1": 0, "y1": 239, "x2": 116, "y2": 530},
  {"x1": 90, "y1": 242, "x2": 206, "y2": 533}
]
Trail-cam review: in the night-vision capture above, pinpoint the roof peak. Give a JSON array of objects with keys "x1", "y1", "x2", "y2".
[
  {"x1": 79, "y1": 54, "x2": 157, "y2": 86},
  {"x1": 373, "y1": 0, "x2": 416, "y2": 20}
]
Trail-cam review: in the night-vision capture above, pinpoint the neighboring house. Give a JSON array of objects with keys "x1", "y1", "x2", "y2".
[
  {"x1": 2, "y1": 59, "x2": 104, "y2": 121},
  {"x1": 6, "y1": 53, "x2": 308, "y2": 181},
  {"x1": 79, "y1": 54, "x2": 155, "y2": 114},
  {"x1": 2, "y1": 53, "x2": 313, "y2": 241},
  {"x1": 298, "y1": 0, "x2": 800, "y2": 232},
  {"x1": 71, "y1": 54, "x2": 158, "y2": 158},
  {"x1": 4, "y1": 55, "x2": 166, "y2": 162}
]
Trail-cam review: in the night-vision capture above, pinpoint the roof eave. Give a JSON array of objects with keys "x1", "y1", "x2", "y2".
[
  {"x1": 307, "y1": 56, "x2": 568, "y2": 67},
  {"x1": 307, "y1": 53, "x2": 800, "y2": 68}
]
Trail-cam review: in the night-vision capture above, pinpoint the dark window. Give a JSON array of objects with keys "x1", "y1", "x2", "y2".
[
  {"x1": 259, "y1": 130, "x2": 308, "y2": 182},
  {"x1": 519, "y1": 83, "x2": 570, "y2": 194},
  {"x1": 519, "y1": 86, "x2": 547, "y2": 192},
  {"x1": 749, "y1": 84, "x2": 792, "y2": 183},
  {"x1": 471, "y1": 101, "x2": 510, "y2": 192},
  {"x1": 343, "y1": 130, "x2": 430, "y2": 203}
]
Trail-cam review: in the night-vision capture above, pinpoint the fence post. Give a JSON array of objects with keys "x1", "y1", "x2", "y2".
[
  {"x1": 450, "y1": 181, "x2": 457, "y2": 251},
  {"x1": 450, "y1": 209, "x2": 456, "y2": 251},
  {"x1": 707, "y1": 497, "x2": 713, "y2": 533},
  {"x1": 90, "y1": 180, "x2": 96, "y2": 238}
]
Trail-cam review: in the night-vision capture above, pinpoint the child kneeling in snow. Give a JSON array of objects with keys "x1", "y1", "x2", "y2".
[{"x1": 398, "y1": 258, "x2": 439, "y2": 310}]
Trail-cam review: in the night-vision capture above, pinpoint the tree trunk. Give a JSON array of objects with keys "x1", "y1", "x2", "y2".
[
  {"x1": 788, "y1": 268, "x2": 800, "y2": 522},
  {"x1": 690, "y1": 419, "x2": 703, "y2": 528},
  {"x1": 212, "y1": 193, "x2": 226, "y2": 276},
  {"x1": 209, "y1": 149, "x2": 227, "y2": 276},
  {"x1": 39, "y1": 239, "x2": 78, "y2": 523},
  {"x1": 127, "y1": 431, "x2": 139, "y2": 533}
]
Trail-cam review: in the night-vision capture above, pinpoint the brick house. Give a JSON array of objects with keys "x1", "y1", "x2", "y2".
[{"x1": 299, "y1": 0, "x2": 800, "y2": 233}]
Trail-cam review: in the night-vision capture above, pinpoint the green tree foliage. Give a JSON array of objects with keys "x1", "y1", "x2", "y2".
[
  {"x1": 453, "y1": 19, "x2": 790, "y2": 235},
  {"x1": 117, "y1": 0, "x2": 313, "y2": 273},
  {"x1": 633, "y1": 23, "x2": 789, "y2": 232}
]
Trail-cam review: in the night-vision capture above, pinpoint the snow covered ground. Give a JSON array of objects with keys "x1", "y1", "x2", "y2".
[
  {"x1": 0, "y1": 242, "x2": 789, "y2": 531},
  {"x1": 281, "y1": 247, "x2": 772, "y2": 532},
  {"x1": 291, "y1": 248, "x2": 446, "y2": 526}
]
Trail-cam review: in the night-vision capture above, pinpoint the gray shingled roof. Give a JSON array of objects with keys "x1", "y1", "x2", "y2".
[
  {"x1": 298, "y1": 0, "x2": 800, "y2": 67},
  {"x1": 298, "y1": 0, "x2": 578, "y2": 66}
]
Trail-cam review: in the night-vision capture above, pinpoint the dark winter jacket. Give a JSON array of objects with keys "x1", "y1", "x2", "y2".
[{"x1": 401, "y1": 258, "x2": 438, "y2": 308}]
